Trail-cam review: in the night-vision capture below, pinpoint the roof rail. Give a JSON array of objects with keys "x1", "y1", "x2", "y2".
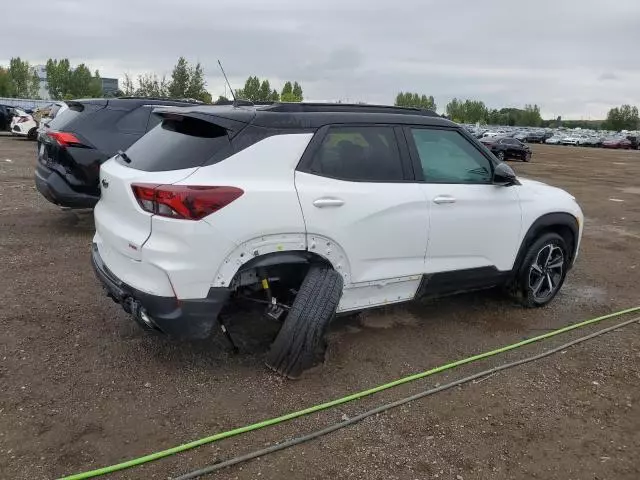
[
  {"x1": 117, "y1": 96, "x2": 204, "y2": 104},
  {"x1": 262, "y1": 102, "x2": 439, "y2": 117}
]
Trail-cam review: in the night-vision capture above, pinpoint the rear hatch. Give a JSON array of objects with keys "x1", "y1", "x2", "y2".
[
  {"x1": 38, "y1": 100, "x2": 107, "y2": 193},
  {"x1": 95, "y1": 109, "x2": 252, "y2": 262}
]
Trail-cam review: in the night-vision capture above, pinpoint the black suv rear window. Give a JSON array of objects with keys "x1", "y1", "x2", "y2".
[
  {"x1": 119, "y1": 116, "x2": 231, "y2": 171},
  {"x1": 48, "y1": 105, "x2": 81, "y2": 130}
]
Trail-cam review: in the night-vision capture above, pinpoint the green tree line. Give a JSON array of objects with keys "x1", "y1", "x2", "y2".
[
  {"x1": 232, "y1": 76, "x2": 303, "y2": 102},
  {"x1": 395, "y1": 90, "x2": 639, "y2": 130},
  {"x1": 0, "y1": 58, "x2": 40, "y2": 98}
]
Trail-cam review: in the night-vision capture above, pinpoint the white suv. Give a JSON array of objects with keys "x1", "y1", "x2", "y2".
[{"x1": 92, "y1": 103, "x2": 583, "y2": 378}]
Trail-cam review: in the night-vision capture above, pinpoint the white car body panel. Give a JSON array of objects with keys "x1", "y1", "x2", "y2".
[
  {"x1": 295, "y1": 171, "x2": 429, "y2": 285},
  {"x1": 420, "y1": 183, "x2": 522, "y2": 272},
  {"x1": 516, "y1": 178, "x2": 584, "y2": 258}
]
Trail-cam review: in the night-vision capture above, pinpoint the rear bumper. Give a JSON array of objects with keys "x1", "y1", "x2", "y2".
[
  {"x1": 91, "y1": 244, "x2": 230, "y2": 340},
  {"x1": 35, "y1": 163, "x2": 99, "y2": 208}
]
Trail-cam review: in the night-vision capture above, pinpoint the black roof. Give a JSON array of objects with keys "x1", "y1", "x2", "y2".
[
  {"x1": 155, "y1": 102, "x2": 455, "y2": 130},
  {"x1": 71, "y1": 97, "x2": 201, "y2": 109}
]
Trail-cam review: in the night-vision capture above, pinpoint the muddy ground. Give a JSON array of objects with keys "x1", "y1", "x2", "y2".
[{"x1": 0, "y1": 135, "x2": 639, "y2": 480}]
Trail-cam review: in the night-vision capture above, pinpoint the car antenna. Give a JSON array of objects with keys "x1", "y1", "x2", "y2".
[{"x1": 217, "y1": 60, "x2": 252, "y2": 107}]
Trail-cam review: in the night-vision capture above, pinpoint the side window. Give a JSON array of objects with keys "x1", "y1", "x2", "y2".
[
  {"x1": 410, "y1": 128, "x2": 493, "y2": 184},
  {"x1": 116, "y1": 106, "x2": 152, "y2": 133},
  {"x1": 308, "y1": 126, "x2": 403, "y2": 182}
]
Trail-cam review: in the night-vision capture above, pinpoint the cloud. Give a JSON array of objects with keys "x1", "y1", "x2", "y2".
[{"x1": 3, "y1": 0, "x2": 640, "y2": 118}]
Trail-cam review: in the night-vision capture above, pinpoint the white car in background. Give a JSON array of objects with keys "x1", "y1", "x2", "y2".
[
  {"x1": 10, "y1": 108, "x2": 39, "y2": 140},
  {"x1": 561, "y1": 134, "x2": 579, "y2": 146},
  {"x1": 545, "y1": 135, "x2": 562, "y2": 145}
]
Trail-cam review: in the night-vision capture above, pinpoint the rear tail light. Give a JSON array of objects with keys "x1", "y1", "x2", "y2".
[
  {"x1": 47, "y1": 131, "x2": 85, "y2": 147},
  {"x1": 131, "y1": 183, "x2": 243, "y2": 220},
  {"x1": 17, "y1": 116, "x2": 30, "y2": 123}
]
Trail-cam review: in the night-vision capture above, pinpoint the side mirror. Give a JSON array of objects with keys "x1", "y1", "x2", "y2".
[{"x1": 493, "y1": 162, "x2": 519, "y2": 186}]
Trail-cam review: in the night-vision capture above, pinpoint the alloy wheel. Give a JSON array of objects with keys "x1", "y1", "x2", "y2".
[{"x1": 528, "y1": 244, "x2": 564, "y2": 301}]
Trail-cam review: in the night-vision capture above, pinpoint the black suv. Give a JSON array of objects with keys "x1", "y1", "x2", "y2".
[
  {"x1": 34, "y1": 97, "x2": 199, "y2": 208},
  {"x1": 0, "y1": 104, "x2": 18, "y2": 131}
]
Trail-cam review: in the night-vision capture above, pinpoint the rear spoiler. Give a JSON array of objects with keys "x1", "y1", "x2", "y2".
[{"x1": 152, "y1": 106, "x2": 255, "y2": 133}]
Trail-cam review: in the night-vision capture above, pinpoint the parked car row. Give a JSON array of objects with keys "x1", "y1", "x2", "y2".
[
  {"x1": 464, "y1": 124, "x2": 640, "y2": 150},
  {"x1": 32, "y1": 99, "x2": 584, "y2": 377},
  {"x1": 1, "y1": 101, "x2": 70, "y2": 140}
]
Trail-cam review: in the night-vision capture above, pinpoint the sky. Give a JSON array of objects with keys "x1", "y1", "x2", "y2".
[{"x1": 3, "y1": 0, "x2": 640, "y2": 119}]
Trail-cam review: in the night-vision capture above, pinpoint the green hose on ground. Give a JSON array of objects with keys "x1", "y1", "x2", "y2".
[{"x1": 59, "y1": 306, "x2": 640, "y2": 480}]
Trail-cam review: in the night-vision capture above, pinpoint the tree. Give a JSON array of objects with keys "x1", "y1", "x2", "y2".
[
  {"x1": 603, "y1": 105, "x2": 639, "y2": 131},
  {"x1": 122, "y1": 73, "x2": 136, "y2": 96},
  {"x1": 45, "y1": 59, "x2": 72, "y2": 99},
  {"x1": 517, "y1": 104, "x2": 542, "y2": 127},
  {"x1": 258, "y1": 79, "x2": 271, "y2": 102},
  {"x1": 395, "y1": 92, "x2": 436, "y2": 111},
  {"x1": 270, "y1": 89, "x2": 280, "y2": 102},
  {"x1": 184, "y1": 62, "x2": 208, "y2": 101},
  {"x1": 136, "y1": 73, "x2": 169, "y2": 97},
  {"x1": 280, "y1": 81, "x2": 293, "y2": 101},
  {"x1": 0, "y1": 67, "x2": 11, "y2": 97},
  {"x1": 168, "y1": 57, "x2": 190, "y2": 98},
  {"x1": 8, "y1": 57, "x2": 39, "y2": 98},
  {"x1": 236, "y1": 76, "x2": 261, "y2": 101},
  {"x1": 66, "y1": 64, "x2": 101, "y2": 98},
  {"x1": 445, "y1": 98, "x2": 462, "y2": 120},
  {"x1": 215, "y1": 95, "x2": 230, "y2": 104},
  {"x1": 292, "y1": 82, "x2": 303, "y2": 102}
]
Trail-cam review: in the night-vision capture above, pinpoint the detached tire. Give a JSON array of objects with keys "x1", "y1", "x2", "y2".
[
  {"x1": 266, "y1": 266, "x2": 343, "y2": 379},
  {"x1": 512, "y1": 232, "x2": 569, "y2": 308}
]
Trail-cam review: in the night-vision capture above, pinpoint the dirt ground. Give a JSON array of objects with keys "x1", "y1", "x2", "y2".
[{"x1": 1, "y1": 135, "x2": 639, "y2": 480}]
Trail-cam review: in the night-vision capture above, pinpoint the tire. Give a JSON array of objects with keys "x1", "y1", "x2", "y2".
[
  {"x1": 524, "y1": 152, "x2": 531, "y2": 162},
  {"x1": 512, "y1": 232, "x2": 569, "y2": 308},
  {"x1": 265, "y1": 266, "x2": 343, "y2": 379},
  {"x1": 27, "y1": 127, "x2": 37, "y2": 140},
  {"x1": 496, "y1": 151, "x2": 505, "y2": 162}
]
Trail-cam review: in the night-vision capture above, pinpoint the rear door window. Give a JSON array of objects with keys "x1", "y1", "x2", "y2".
[
  {"x1": 119, "y1": 116, "x2": 232, "y2": 171},
  {"x1": 307, "y1": 126, "x2": 404, "y2": 182}
]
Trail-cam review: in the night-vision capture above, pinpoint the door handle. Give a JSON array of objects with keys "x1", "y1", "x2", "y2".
[
  {"x1": 313, "y1": 198, "x2": 345, "y2": 208},
  {"x1": 433, "y1": 195, "x2": 456, "y2": 205}
]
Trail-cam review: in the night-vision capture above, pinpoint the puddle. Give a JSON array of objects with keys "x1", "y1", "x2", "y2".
[{"x1": 562, "y1": 283, "x2": 607, "y2": 303}]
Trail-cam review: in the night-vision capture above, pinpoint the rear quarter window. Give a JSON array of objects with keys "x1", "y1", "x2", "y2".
[{"x1": 119, "y1": 116, "x2": 232, "y2": 172}]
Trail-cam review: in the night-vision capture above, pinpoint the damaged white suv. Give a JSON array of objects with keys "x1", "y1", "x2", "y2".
[{"x1": 92, "y1": 102, "x2": 583, "y2": 378}]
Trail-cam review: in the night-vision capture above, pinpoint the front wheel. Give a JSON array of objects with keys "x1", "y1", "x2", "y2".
[
  {"x1": 524, "y1": 152, "x2": 531, "y2": 162},
  {"x1": 512, "y1": 233, "x2": 569, "y2": 308},
  {"x1": 496, "y1": 151, "x2": 506, "y2": 162}
]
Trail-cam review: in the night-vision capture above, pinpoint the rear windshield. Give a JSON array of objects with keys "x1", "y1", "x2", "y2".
[{"x1": 118, "y1": 116, "x2": 231, "y2": 171}]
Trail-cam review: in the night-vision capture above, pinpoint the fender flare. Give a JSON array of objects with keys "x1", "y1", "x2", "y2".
[
  {"x1": 212, "y1": 234, "x2": 351, "y2": 287},
  {"x1": 513, "y1": 212, "x2": 579, "y2": 273}
]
